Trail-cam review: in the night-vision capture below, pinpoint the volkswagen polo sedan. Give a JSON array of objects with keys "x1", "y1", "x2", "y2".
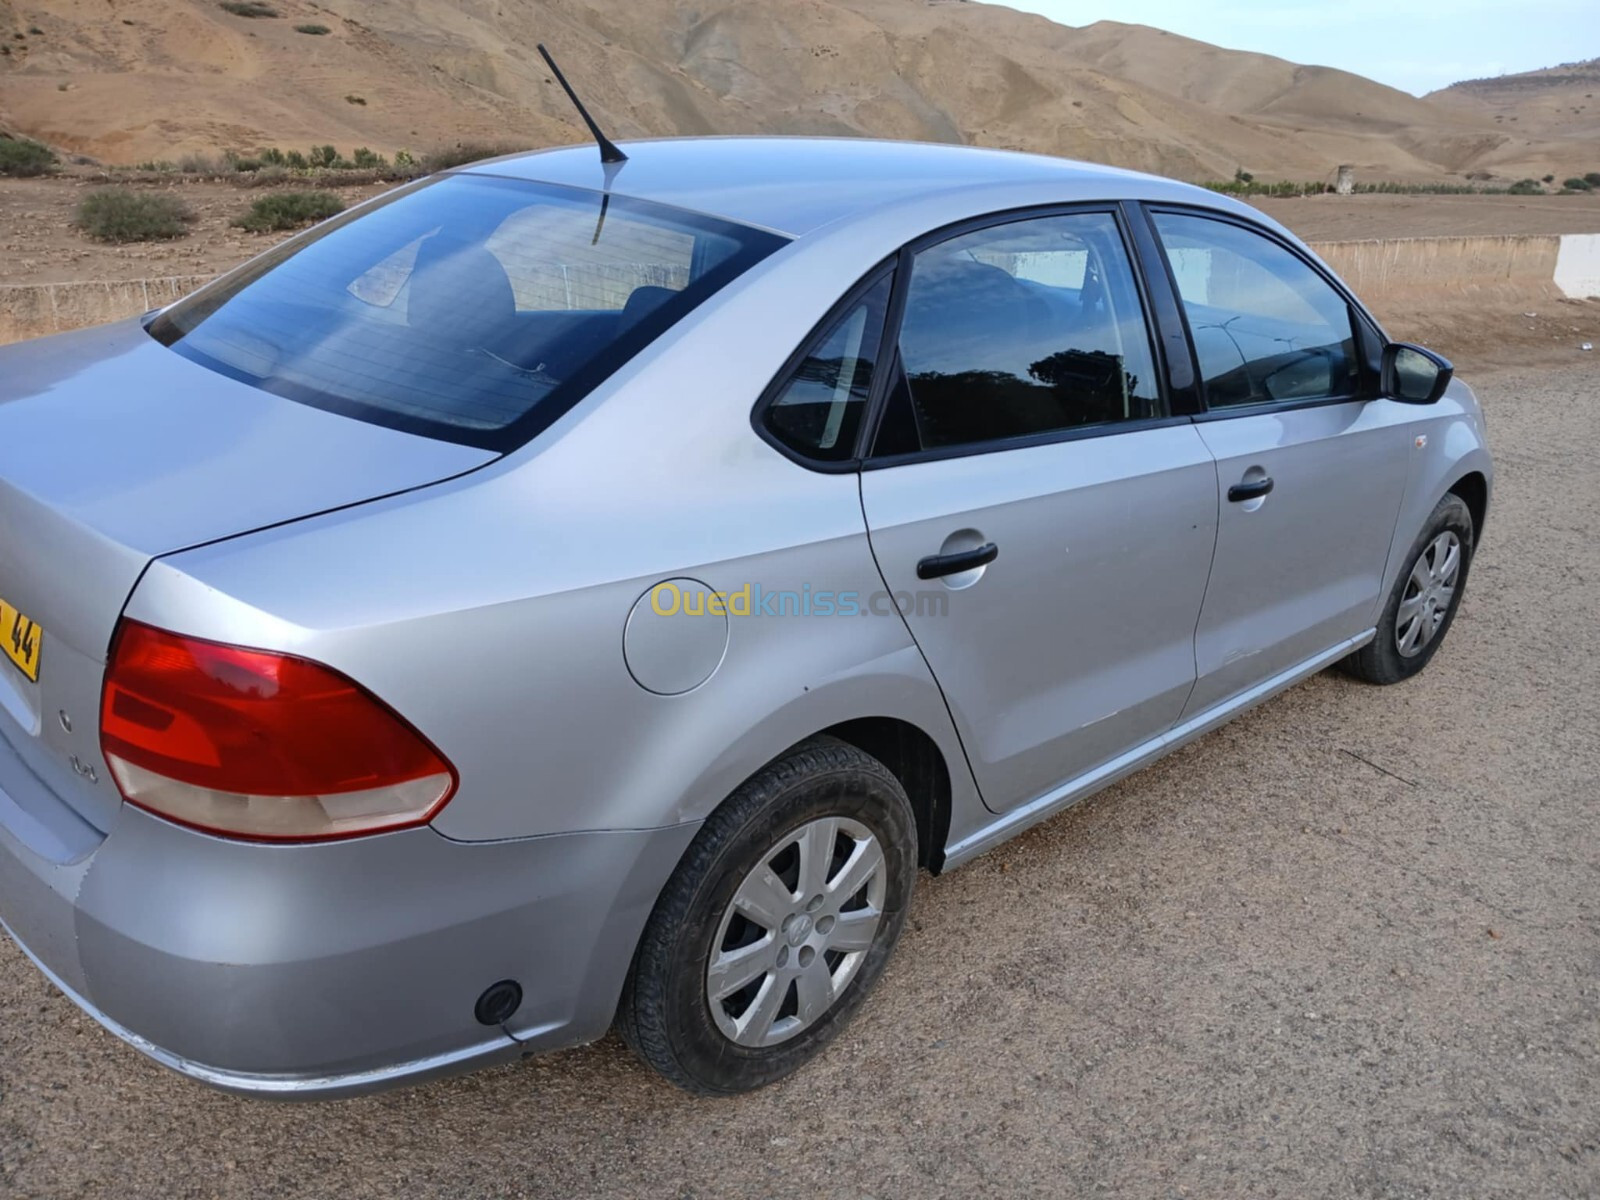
[{"x1": 0, "y1": 137, "x2": 1491, "y2": 1097}]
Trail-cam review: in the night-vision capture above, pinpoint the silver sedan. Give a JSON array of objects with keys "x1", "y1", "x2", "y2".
[{"x1": 0, "y1": 137, "x2": 1491, "y2": 1097}]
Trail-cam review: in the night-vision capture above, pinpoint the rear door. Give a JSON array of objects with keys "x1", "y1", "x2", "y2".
[
  {"x1": 855, "y1": 209, "x2": 1218, "y2": 813},
  {"x1": 1143, "y1": 208, "x2": 1413, "y2": 716}
]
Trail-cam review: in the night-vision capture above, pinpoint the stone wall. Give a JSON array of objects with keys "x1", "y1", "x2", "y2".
[{"x1": 0, "y1": 275, "x2": 213, "y2": 344}]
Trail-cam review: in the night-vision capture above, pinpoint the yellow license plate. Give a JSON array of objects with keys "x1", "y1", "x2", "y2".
[{"x1": 0, "y1": 596, "x2": 41, "y2": 683}]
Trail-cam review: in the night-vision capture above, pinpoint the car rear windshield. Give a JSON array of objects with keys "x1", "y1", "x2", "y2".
[{"x1": 148, "y1": 174, "x2": 788, "y2": 451}]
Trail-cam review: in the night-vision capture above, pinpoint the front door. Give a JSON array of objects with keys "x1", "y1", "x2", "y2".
[
  {"x1": 859, "y1": 210, "x2": 1218, "y2": 813},
  {"x1": 1145, "y1": 209, "x2": 1413, "y2": 716}
]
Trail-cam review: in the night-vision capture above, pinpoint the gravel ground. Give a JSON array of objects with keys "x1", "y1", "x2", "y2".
[{"x1": 1, "y1": 363, "x2": 1597, "y2": 1198}]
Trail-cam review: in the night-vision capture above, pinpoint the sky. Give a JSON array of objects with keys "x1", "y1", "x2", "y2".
[{"x1": 975, "y1": 0, "x2": 1599, "y2": 95}]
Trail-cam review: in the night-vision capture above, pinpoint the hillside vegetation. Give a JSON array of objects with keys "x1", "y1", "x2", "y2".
[{"x1": 0, "y1": 0, "x2": 1589, "y2": 182}]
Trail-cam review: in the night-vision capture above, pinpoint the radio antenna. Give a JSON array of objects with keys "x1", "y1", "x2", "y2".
[{"x1": 537, "y1": 43, "x2": 628, "y2": 165}]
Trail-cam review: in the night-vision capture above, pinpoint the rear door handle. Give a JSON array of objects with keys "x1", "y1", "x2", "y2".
[
  {"x1": 1227, "y1": 477, "x2": 1274, "y2": 502},
  {"x1": 917, "y1": 542, "x2": 999, "y2": 580}
]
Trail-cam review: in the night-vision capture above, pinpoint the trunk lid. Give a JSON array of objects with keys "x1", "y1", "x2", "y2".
[{"x1": 0, "y1": 319, "x2": 494, "y2": 839}]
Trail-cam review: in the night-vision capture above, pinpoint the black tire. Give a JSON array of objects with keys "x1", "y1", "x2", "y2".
[
  {"x1": 617, "y1": 736, "x2": 917, "y2": 1095},
  {"x1": 1342, "y1": 493, "x2": 1474, "y2": 685}
]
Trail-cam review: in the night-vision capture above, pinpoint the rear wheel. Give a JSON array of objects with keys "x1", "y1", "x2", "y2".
[
  {"x1": 1342, "y1": 493, "x2": 1474, "y2": 685},
  {"x1": 618, "y1": 737, "x2": 916, "y2": 1094}
]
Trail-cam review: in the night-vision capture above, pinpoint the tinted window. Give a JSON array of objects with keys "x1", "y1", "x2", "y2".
[
  {"x1": 884, "y1": 212, "x2": 1162, "y2": 454},
  {"x1": 1153, "y1": 212, "x2": 1359, "y2": 408},
  {"x1": 761, "y1": 274, "x2": 893, "y2": 462},
  {"x1": 149, "y1": 175, "x2": 787, "y2": 450}
]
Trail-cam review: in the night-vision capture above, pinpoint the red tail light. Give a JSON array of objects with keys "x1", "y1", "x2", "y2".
[{"x1": 100, "y1": 621, "x2": 456, "y2": 842}]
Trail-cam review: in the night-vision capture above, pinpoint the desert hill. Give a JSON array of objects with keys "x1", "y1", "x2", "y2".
[
  {"x1": 1428, "y1": 57, "x2": 1600, "y2": 142},
  {"x1": 0, "y1": 0, "x2": 1588, "y2": 182}
]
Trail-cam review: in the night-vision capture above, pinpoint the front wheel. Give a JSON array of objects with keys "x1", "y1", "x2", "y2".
[
  {"x1": 1342, "y1": 492, "x2": 1474, "y2": 685},
  {"x1": 617, "y1": 737, "x2": 917, "y2": 1094}
]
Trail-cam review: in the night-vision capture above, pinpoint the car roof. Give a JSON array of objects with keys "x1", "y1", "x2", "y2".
[{"x1": 460, "y1": 136, "x2": 1235, "y2": 239}]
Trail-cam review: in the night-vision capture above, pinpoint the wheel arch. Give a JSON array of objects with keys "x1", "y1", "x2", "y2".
[
  {"x1": 1376, "y1": 423, "x2": 1491, "y2": 608},
  {"x1": 1447, "y1": 470, "x2": 1489, "y2": 543},
  {"x1": 815, "y1": 717, "x2": 954, "y2": 873},
  {"x1": 672, "y1": 713, "x2": 961, "y2": 877}
]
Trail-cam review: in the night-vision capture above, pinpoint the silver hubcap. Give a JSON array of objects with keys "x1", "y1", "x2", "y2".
[
  {"x1": 707, "y1": 816, "x2": 887, "y2": 1047},
  {"x1": 1396, "y1": 530, "x2": 1462, "y2": 658}
]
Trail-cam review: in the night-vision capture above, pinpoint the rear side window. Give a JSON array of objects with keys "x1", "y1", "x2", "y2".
[
  {"x1": 149, "y1": 175, "x2": 787, "y2": 451},
  {"x1": 881, "y1": 211, "x2": 1163, "y2": 455},
  {"x1": 760, "y1": 273, "x2": 893, "y2": 463},
  {"x1": 1152, "y1": 211, "x2": 1359, "y2": 408}
]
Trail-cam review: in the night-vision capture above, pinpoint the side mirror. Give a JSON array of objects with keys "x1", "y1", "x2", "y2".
[{"x1": 1381, "y1": 342, "x2": 1453, "y2": 405}]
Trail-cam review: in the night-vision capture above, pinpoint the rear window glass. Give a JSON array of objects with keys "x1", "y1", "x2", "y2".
[{"x1": 149, "y1": 175, "x2": 787, "y2": 450}]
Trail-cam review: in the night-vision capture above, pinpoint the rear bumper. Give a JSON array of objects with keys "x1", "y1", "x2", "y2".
[{"x1": 0, "y1": 785, "x2": 697, "y2": 1099}]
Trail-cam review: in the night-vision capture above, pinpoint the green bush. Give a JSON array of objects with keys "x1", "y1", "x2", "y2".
[
  {"x1": 234, "y1": 190, "x2": 345, "y2": 232},
  {"x1": 0, "y1": 136, "x2": 57, "y2": 176},
  {"x1": 1351, "y1": 180, "x2": 1496, "y2": 195},
  {"x1": 221, "y1": 144, "x2": 412, "y2": 180},
  {"x1": 422, "y1": 143, "x2": 523, "y2": 172},
  {"x1": 1563, "y1": 177, "x2": 1593, "y2": 191},
  {"x1": 1199, "y1": 175, "x2": 1551, "y2": 198},
  {"x1": 1203, "y1": 178, "x2": 1334, "y2": 197},
  {"x1": 1585, "y1": 172, "x2": 1600, "y2": 188},
  {"x1": 74, "y1": 189, "x2": 193, "y2": 243},
  {"x1": 236, "y1": 164, "x2": 289, "y2": 187},
  {"x1": 218, "y1": 2, "x2": 278, "y2": 16},
  {"x1": 344, "y1": 93, "x2": 366, "y2": 106},
  {"x1": 177, "y1": 152, "x2": 228, "y2": 174},
  {"x1": 294, "y1": 23, "x2": 330, "y2": 34}
]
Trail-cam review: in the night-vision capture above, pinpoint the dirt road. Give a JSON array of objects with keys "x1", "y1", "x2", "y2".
[{"x1": 1, "y1": 359, "x2": 1596, "y2": 1197}]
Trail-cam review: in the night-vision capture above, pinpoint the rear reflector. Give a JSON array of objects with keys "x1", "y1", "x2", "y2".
[{"x1": 100, "y1": 620, "x2": 456, "y2": 842}]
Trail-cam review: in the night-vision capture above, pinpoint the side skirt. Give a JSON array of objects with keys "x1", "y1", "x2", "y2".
[{"x1": 941, "y1": 630, "x2": 1374, "y2": 870}]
